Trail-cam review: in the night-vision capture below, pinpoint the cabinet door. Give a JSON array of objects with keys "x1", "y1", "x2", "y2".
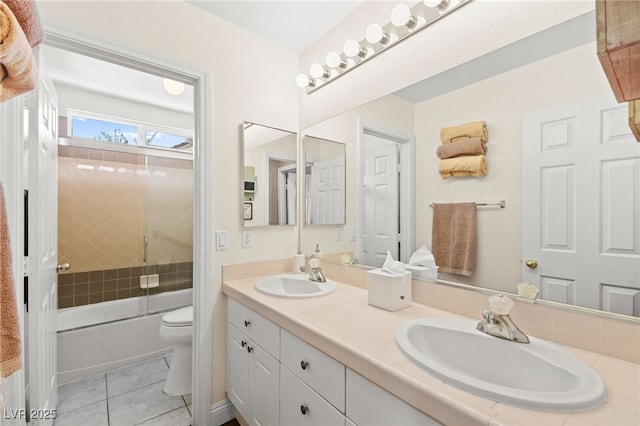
[
  {"x1": 249, "y1": 343, "x2": 280, "y2": 426},
  {"x1": 280, "y1": 367, "x2": 345, "y2": 426},
  {"x1": 227, "y1": 323, "x2": 250, "y2": 417}
]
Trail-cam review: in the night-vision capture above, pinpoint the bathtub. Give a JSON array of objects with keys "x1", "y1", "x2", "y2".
[{"x1": 57, "y1": 288, "x2": 192, "y2": 384}]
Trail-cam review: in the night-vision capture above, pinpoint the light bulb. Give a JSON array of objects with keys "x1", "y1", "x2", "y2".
[
  {"x1": 309, "y1": 63, "x2": 330, "y2": 79},
  {"x1": 344, "y1": 39, "x2": 366, "y2": 58},
  {"x1": 391, "y1": 4, "x2": 416, "y2": 28},
  {"x1": 365, "y1": 23, "x2": 389, "y2": 45},
  {"x1": 326, "y1": 51, "x2": 347, "y2": 69},
  {"x1": 162, "y1": 78, "x2": 185, "y2": 96},
  {"x1": 295, "y1": 73, "x2": 314, "y2": 88},
  {"x1": 424, "y1": 0, "x2": 448, "y2": 9}
]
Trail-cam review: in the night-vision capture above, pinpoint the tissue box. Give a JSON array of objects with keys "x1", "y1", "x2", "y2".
[
  {"x1": 367, "y1": 269, "x2": 412, "y2": 311},
  {"x1": 406, "y1": 265, "x2": 438, "y2": 282}
]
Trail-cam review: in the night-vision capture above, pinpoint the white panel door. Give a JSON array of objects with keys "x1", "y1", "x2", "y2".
[
  {"x1": 24, "y1": 48, "x2": 58, "y2": 423},
  {"x1": 523, "y1": 94, "x2": 640, "y2": 315},
  {"x1": 309, "y1": 157, "x2": 345, "y2": 225},
  {"x1": 226, "y1": 324, "x2": 249, "y2": 417},
  {"x1": 249, "y1": 343, "x2": 279, "y2": 426},
  {"x1": 361, "y1": 134, "x2": 398, "y2": 267}
]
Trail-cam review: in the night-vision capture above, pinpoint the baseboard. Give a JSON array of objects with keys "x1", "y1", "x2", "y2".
[{"x1": 210, "y1": 399, "x2": 236, "y2": 425}]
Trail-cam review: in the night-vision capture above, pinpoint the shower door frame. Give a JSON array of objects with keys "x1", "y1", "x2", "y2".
[{"x1": 42, "y1": 26, "x2": 213, "y2": 425}]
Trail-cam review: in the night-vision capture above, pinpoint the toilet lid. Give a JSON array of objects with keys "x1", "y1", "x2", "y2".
[{"x1": 161, "y1": 305, "x2": 193, "y2": 327}]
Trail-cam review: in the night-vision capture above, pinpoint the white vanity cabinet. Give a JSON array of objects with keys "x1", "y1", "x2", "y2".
[{"x1": 227, "y1": 299, "x2": 280, "y2": 426}]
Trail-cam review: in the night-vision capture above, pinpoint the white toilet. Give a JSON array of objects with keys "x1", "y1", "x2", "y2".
[{"x1": 159, "y1": 305, "x2": 193, "y2": 396}]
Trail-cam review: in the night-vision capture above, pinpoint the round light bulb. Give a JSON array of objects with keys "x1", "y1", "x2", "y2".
[
  {"x1": 162, "y1": 78, "x2": 185, "y2": 96},
  {"x1": 295, "y1": 73, "x2": 313, "y2": 88},
  {"x1": 344, "y1": 39, "x2": 365, "y2": 58},
  {"x1": 391, "y1": 4, "x2": 416, "y2": 28},
  {"x1": 326, "y1": 51, "x2": 346, "y2": 69},
  {"x1": 424, "y1": 0, "x2": 448, "y2": 8},
  {"x1": 309, "y1": 63, "x2": 328, "y2": 79},
  {"x1": 365, "y1": 23, "x2": 388, "y2": 45}
]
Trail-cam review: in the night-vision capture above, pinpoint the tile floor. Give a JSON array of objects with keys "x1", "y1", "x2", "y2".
[{"x1": 54, "y1": 356, "x2": 192, "y2": 426}]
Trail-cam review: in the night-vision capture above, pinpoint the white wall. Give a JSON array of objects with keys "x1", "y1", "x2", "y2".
[{"x1": 37, "y1": 0, "x2": 299, "y2": 406}]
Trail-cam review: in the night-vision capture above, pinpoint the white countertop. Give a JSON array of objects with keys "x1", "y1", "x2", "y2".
[{"x1": 223, "y1": 276, "x2": 640, "y2": 426}]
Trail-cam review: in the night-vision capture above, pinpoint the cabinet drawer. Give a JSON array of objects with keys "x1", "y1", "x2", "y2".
[
  {"x1": 281, "y1": 329, "x2": 345, "y2": 412},
  {"x1": 280, "y1": 366, "x2": 345, "y2": 426},
  {"x1": 228, "y1": 298, "x2": 280, "y2": 359},
  {"x1": 346, "y1": 368, "x2": 442, "y2": 426}
]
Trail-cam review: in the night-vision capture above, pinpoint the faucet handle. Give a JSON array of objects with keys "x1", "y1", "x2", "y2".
[{"x1": 488, "y1": 294, "x2": 513, "y2": 315}]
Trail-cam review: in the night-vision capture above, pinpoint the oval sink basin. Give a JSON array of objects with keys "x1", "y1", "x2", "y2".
[
  {"x1": 395, "y1": 317, "x2": 606, "y2": 412},
  {"x1": 256, "y1": 274, "x2": 337, "y2": 298}
]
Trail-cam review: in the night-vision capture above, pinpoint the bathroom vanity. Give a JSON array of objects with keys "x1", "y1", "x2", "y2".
[{"x1": 222, "y1": 261, "x2": 640, "y2": 425}]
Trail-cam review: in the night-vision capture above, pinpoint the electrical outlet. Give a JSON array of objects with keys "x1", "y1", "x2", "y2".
[
  {"x1": 242, "y1": 230, "x2": 252, "y2": 248},
  {"x1": 215, "y1": 231, "x2": 227, "y2": 251}
]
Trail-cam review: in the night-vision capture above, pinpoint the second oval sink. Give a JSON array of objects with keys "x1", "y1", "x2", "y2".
[
  {"x1": 395, "y1": 317, "x2": 606, "y2": 412},
  {"x1": 256, "y1": 274, "x2": 337, "y2": 298}
]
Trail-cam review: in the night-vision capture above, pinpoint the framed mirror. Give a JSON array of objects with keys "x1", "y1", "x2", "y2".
[
  {"x1": 299, "y1": 13, "x2": 640, "y2": 319},
  {"x1": 303, "y1": 135, "x2": 346, "y2": 225},
  {"x1": 242, "y1": 121, "x2": 297, "y2": 227}
]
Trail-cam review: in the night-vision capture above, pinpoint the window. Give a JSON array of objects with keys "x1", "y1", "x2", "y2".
[{"x1": 69, "y1": 111, "x2": 192, "y2": 152}]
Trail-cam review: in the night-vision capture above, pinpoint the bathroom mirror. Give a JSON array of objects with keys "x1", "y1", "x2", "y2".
[
  {"x1": 300, "y1": 13, "x2": 640, "y2": 319},
  {"x1": 303, "y1": 135, "x2": 346, "y2": 225},
  {"x1": 242, "y1": 122, "x2": 298, "y2": 227}
]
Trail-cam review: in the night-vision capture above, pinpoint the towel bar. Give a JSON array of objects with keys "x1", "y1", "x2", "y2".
[{"x1": 429, "y1": 200, "x2": 506, "y2": 208}]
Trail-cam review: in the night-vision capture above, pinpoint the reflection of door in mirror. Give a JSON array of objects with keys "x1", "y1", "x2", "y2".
[
  {"x1": 242, "y1": 122, "x2": 297, "y2": 227},
  {"x1": 304, "y1": 136, "x2": 346, "y2": 225}
]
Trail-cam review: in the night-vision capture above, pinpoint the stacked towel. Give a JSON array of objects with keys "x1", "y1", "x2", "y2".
[
  {"x1": 431, "y1": 202, "x2": 477, "y2": 276},
  {"x1": 439, "y1": 155, "x2": 487, "y2": 179},
  {"x1": 0, "y1": 1, "x2": 38, "y2": 102},
  {"x1": 0, "y1": 183, "x2": 22, "y2": 382},
  {"x1": 2, "y1": 0, "x2": 43, "y2": 47},
  {"x1": 441, "y1": 121, "x2": 488, "y2": 143},
  {"x1": 436, "y1": 137, "x2": 486, "y2": 159}
]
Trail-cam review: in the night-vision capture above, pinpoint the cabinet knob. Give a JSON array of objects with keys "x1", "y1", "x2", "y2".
[
  {"x1": 241, "y1": 340, "x2": 247, "y2": 347},
  {"x1": 300, "y1": 360, "x2": 309, "y2": 370},
  {"x1": 300, "y1": 405, "x2": 309, "y2": 415},
  {"x1": 247, "y1": 346, "x2": 253, "y2": 353},
  {"x1": 244, "y1": 320, "x2": 251, "y2": 327}
]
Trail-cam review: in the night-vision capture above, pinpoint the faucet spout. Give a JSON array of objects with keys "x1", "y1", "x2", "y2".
[
  {"x1": 477, "y1": 311, "x2": 530, "y2": 343},
  {"x1": 300, "y1": 265, "x2": 326, "y2": 283}
]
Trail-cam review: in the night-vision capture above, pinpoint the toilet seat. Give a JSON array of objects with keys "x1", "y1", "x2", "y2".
[{"x1": 161, "y1": 305, "x2": 193, "y2": 327}]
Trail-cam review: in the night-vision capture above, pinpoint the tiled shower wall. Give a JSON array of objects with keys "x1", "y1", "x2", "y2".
[{"x1": 57, "y1": 144, "x2": 193, "y2": 308}]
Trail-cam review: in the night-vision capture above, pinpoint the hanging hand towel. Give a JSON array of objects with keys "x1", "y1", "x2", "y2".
[
  {"x1": 431, "y1": 202, "x2": 477, "y2": 276},
  {"x1": 439, "y1": 155, "x2": 487, "y2": 179},
  {"x1": 0, "y1": 1, "x2": 38, "y2": 102},
  {"x1": 440, "y1": 121, "x2": 488, "y2": 143},
  {"x1": 0, "y1": 183, "x2": 22, "y2": 380},
  {"x1": 2, "y1": 0, "x2": 43, "y2": 48},
  {"x1": 436, "y1": 137, "x2": 486, "y2": 159}
]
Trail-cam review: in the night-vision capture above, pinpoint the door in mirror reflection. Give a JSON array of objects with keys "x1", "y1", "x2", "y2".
[
  {"x1": 242, "y1": 122, "x2": 297, "y2": 227},
  {"x1": 304, "y1": 136, "x2": 346, "y2": 225}
]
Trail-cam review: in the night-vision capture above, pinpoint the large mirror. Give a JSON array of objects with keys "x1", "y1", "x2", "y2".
[
  {"x1": 300, "y1": 13, "x2": 640, "y2": 319},
  {"x1": 303, "y1": 135, "x2": 346, "y2": 225},
  {"x1": 242, "y1": 122, "x2": 297, "y2": 227}
]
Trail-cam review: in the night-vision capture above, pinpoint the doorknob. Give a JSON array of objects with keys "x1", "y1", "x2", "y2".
[
  {"x1": 56, "y1": 263, "x2": 71, "y2": 272},
  {"x1": 525, "y1": 259, "x2": 538, "y2": 269}
]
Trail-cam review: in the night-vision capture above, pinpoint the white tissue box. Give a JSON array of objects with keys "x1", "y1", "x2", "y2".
[
  {"x1": 406, "y1": 265, "x2": 438, "y2": 282},
  {"x1": 367, "y1": 269, "x2": 412, "y2": 312}
]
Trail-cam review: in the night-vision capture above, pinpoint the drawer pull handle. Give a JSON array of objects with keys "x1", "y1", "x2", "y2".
[
  {"x1": 300, "y1": 405, "x2": 309, "y2": 415},
  {"x1": 300, "y1": 360, "x2": 309, "y2": 370},
  {"x1": 247, "y1": 346, "x2": 253, "y2": 353},
  {"x1": 241, "y1": 340, "x2": 247, "y2": 347},
  {"x1": 244, "y1": 320, "x2": 251, "y2": 327}
]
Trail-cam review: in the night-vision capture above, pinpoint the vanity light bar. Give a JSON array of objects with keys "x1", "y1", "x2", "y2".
[{"x1": 296, "y1": 0, "x2": 472, "y2": 93}]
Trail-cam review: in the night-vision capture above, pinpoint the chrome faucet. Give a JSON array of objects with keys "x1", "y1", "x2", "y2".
[
  {"x1": 300, "y1": 257, "x2": 326, "y2": 283},
  {"x1": 476, "y1": 294, "x2": 530, "y2": 344},
  {"x1": 300, "y1": 265, "x2": 326, "y2": 283}
]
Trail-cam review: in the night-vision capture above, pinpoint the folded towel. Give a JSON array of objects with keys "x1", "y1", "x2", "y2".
[
  {"x1": 431, "y1": 202, "x2": 477, "y2": 276},
  {"x1": 0, "y1": 183, "x2": 22, "y2": 379},
  {"x1": 0, "y1": 1, "x2": 38, "y2": 102},
  {"x1": 441, "y1": 121, "x2": 488, "y2": 143},
  {"x1": 436, "y1": 137, "x2": 486, "y2": 159},
  {"x1": 439, "y1": 155, "x2": 487, "y2": 179},
  {"x1": 2, "y1": 0, "x2": 43, "y2": 47}
]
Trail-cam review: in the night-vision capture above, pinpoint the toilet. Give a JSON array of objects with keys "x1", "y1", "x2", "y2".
[{"x1": 159, "y1": 305, "x2": 193, "y2": 396}]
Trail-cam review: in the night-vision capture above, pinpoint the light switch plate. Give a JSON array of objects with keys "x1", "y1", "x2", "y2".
[{"x1": 216, "y1": 231, "x2": 227, "y2": 251}]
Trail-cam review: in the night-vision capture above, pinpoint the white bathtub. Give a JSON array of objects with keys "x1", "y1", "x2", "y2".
[{"x1": 57, "y1": 289, "x2": 192, "y2": 384}]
